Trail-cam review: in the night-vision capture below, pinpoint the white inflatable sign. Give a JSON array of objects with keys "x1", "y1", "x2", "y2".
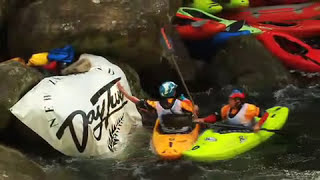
[{"x1": 10, "y1": 54, "x2": 142, "y2": 157}]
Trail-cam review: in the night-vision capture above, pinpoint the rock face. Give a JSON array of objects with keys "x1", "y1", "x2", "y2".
[
  {"x1": 0, "y1": 0, "x2": 7, "y2": 59},
  {"x1": 0, "y1": 60, "x2": 43, "y2": 133},
  {"x1": 7, "y1": 0, "x2": 201, "y2": 93},
  {"x1": 7, "y1": 0, "x2": 182, "y2": 70},
  {"x1": 113, "y1": 61, "x2": 149, "y2": 98},
  {"x1": 202, "y1": 36, "x2": 292, "y2": 93},
  {"x1": 0, "y1": 0, "x2": 7, "y2": 25},
  {"x1": 0, "y1": 144, "x2": 45, "y2": 180}
]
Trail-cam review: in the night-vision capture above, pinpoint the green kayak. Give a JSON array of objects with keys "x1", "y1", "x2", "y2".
[
  {"x1": 192, "y1": 0, "x2": 223, "y2": 14},
  {"x1": 177, "y1": 7, "x2": 262, "y2": 35},
  {"x1": 220, "y1": 0, "x2": 249, "y2": 9},
  {"x1": 183, "y1": 106, "x2": 289, "y2": 162}
]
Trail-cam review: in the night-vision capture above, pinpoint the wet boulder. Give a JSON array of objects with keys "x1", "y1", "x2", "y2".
[
  {"x1": 7, "y1": 0, "x2": 182, "y2": 71},
  {"x1": 7, "y1": 0, "x2": 203, "y2": 93},
  {"x1": 0, "y1": 0, "x2": 7, "y2": 59},
  {"x1": 7, "y1": 0, "x2": 202, "y2": 90},
  {"x1": 0, "y1": 144, "x2": 45, "y2": 180},
  {"x1": 0, "y1": 60, "x2": 43, "y2": 133},
  {"x1": 0, "y1": 0, "x2": 7, "y2": 25},
  {"x1": 114, "y1": 61, "x2": 149, "y2": 99},
  {"x1": 202, "y1": 36, "x2": 292, "y2": 93}
]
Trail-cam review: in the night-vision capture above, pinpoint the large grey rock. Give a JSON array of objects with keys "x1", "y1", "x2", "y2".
[
  {"x1": 0, "y1": 0, "x2": 7, "y2": 59},
  {"x1": 114, "y1": 61, "x2": 149, "y2": 98},
  {"x1": 2, "y1": 58, "x2": 147, "y2": 156},
  {"x1": 7, "y1": 0, "x2": 201, "y2": 89},
  {"x1": 7, "y1": 0, "x2": 182, "y2": 71},
  {"x1": 0, "y1": 60, "x2": 43, "y2": 133},
  {"x1": 0, "y1": 0, "x2": 7, "y2": 25},
  {"x1": 203, "y1": 36, "x2": 292, "y2": 93},
  {"x1": 0, "y1": 144, "x2": 45, "y2": 180}
]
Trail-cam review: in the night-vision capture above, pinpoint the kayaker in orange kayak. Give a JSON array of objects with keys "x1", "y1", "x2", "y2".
[
  {"x1": 194, "y1": 89, "x2": 267, "y2": 132},
  {"x1": 117, "y1": 81, "x2": 198, "y2": 133}
]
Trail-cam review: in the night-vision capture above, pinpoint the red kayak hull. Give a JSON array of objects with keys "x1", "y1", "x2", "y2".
[
  {"x1": 250, "y1": 20, "x2": 320, "y2": 38},
  {"x1": 221, "y1": 2, "x2": 320, "y2": 23},
  {"x1": 174, "y1": 13, "x2": 226, "y2": 40},
  {"x1": 257, "y1": 31, "x2": 320, "y2": 72},
  {"x1": 250, "y1": 0, "x2": 310, "y2": 7}
]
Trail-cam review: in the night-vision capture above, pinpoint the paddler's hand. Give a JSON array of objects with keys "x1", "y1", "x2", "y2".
[
  {"x1": 193, "y1": 118, "x2": 205, "y2": 123},
  {"x1": 194, "y1": 105, "x2": 199, "y2": 115},
  {"x1": 253, "y1": 124, "x2": 261, "y2": 133}
]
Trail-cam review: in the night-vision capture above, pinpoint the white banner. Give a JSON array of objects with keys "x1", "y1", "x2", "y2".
[{"x1": 10, "y1": 54, "x2": 142, "y2": 157}]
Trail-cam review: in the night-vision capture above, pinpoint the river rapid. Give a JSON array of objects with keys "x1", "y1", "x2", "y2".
[{"x1": 26, "y1": 85, "x2": 320, "y2": 180}]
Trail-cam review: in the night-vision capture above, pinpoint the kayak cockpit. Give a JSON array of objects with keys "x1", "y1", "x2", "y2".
[{"x1": 160, "y1": 113, "x2": 195, "y2": 134}]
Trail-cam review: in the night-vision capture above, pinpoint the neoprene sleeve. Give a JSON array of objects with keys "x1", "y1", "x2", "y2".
[{"x1": 204, "y1": 112, "x2": 221, "y2": 123}]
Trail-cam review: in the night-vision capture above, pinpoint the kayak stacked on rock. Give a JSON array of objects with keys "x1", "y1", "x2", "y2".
[
  {"x1": 174, "y1": 6, "x2": 262, "y2": 60},
  {"x1": 207, "y1": 1, "x2": 320, "y2": 73},
  {"x1": 221, "y1": 2, "x2": 320, "y2": 23},
  {"x1": 191, "y1": 0, "x2": 250, "y2": 15},
  {"x1": 257, "y1": 31, "x2": 320, "y2": 73},
  {"x1": 250, "y1": 20, "x2": 320, "y2": 39},
  {"x1": 250, "y1": 0, "x2": 310, "y2": 7}
]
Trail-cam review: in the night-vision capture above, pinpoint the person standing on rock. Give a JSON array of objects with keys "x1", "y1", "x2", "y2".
[
  {"x1": 194, "y1": 89, "x2": 268, "y2": 132},
  {"x1": 117, "y1": 81, "x2": 198, "y2": 132}
]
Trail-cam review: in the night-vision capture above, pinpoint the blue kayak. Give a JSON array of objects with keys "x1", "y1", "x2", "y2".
[
  {"x1": 212, "y1": 30, "x2": 251, "y2": 46},
  {"x1": 184, "y1": 30, "x2": 251, "y2": 60}
]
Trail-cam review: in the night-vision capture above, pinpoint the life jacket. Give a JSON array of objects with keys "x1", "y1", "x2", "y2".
[
  {"x1": 156, "y1": 99, "x2": 193, "y2": 133},
  {"x1": 221, "y1": 103, "x2": 260, "y2": 126},
  {"x1": 156, "y1": 99, "x2": 184, "y2": 121}
]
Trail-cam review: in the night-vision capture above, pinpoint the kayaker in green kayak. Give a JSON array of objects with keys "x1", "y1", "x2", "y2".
[{"x1": 194, "y1": 89, "x2": 267, "y2": 132}]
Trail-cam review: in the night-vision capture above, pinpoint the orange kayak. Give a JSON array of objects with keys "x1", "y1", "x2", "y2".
[{"x1": 152, "y1": 119, "x2": 200, "y2": 160}]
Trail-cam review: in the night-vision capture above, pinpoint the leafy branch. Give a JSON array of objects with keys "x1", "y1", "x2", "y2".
[{"x1": 108, "y1": 113, "x2": 124, "y2": 152}]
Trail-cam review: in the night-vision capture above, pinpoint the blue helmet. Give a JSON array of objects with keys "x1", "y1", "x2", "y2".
[{"x1": 159, "y1": 81, "x2": 178, "y2": 98}]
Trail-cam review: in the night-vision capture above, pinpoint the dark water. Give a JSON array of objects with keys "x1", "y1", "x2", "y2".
[{"x1": 36, "y1": 85, "x2": 320, "y2": 180}]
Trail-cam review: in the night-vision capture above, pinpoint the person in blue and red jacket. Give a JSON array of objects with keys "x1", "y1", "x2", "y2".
[{"x1": 194, "y1": 89, "x2": 269, "y2": 132}]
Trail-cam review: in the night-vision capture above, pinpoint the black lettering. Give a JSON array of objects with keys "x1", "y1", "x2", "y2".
[
  {"x1": 56, "y1": 79, "x2": 128, "y2": 153},
  {"x1": 49, "y1": 118, "x2": 58, "y2": 128},
  {"x1": 44, "y1": 95, "x2": 52, "y2": 101},
  {"x1": 56, "y1": 111, "x2": 89, "y2": 153},
  {"x1": 90, "y1": 77, "x2": 121, "y2": 105},
  {"x1": 49, "y1": 80, "x2": 56, "y2": 85},
  {"x1": 108, "y1": 68, "x2": 115, "y2": 75},
  {"x1": 44, "y1": 106, "x2": 54, "y2": 112}
]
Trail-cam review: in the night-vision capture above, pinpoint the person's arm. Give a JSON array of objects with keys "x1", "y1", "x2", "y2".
[
  {"x1": 117, "y1": 82, "x2": 140, "y2": 104},
  {"x1": 253, "y1": 111, "x2": 269, "y2": 132},
  {"x1": 194, "y1": 112, "x2": 221, "y2": 123}
]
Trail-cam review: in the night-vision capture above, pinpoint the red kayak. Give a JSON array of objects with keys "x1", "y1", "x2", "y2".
[
  {"x1": 250, "y1": 0, "x2": 310, "y2": 7},
  {"x1": 257, "y1": 31, "x2": 320, "y2": 73},
  {"x1": 174, "y1": 13, "x2": 226, "y2": 40},
  {"x1": 221, "y1": 2, "x2": 320, "y2": 23},
  {"x1": 250, "y1": 20, "x2": 320, "y2": 38}
]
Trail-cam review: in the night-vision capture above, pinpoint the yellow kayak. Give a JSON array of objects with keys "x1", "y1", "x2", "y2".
[{"x1": 152, "y1": 119, "x2": 200, "y2": 160}]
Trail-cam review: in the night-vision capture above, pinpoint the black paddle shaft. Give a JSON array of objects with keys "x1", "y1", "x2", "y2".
[{"x1": 198, "y1": 122, "x2": 283, "y2": 133}]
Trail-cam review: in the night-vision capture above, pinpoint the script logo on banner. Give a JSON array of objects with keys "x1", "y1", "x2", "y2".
[
  {"x1": 10, "y1": 54, "x2": 142, "y2": 157},
  {"x1": 54, "y1": 77, "x2": 127, "y2": 153}
]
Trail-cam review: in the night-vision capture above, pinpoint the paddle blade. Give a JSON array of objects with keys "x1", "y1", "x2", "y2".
[
  {"x1": 226, "y1": 20, "x2": 246, "y2": 32},
  {"x1": 160, "y1": 27, "x2": 174, "y2": 52}
]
